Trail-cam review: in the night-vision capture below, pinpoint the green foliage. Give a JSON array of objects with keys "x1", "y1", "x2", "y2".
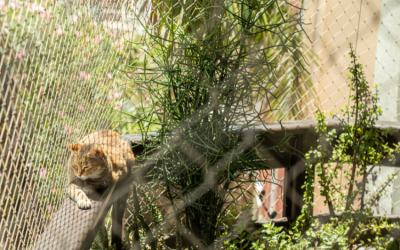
[
  {"x1": 259, "y1": 221, "x2": 286, "y2": 249},
  {"x1": 122, "y1": 0, "x2": 317, "y2": 132},
  {"x1": 216, "y1": 43, "x2": 400, "y2": 250},
  {"x1": 260, "y1": 1, "x2": 318, "y2": 121},
  {"x1": 223, "y1": 45, "x2": 400, "y2": 249},
  {"x1": 91, "y1": 226, "x2": 130, "y2": 250},
  {"x1": 291, "y1": 44, "x2": 400, "y2": 249},
  {"x1": 92, "y1": 227, "x2": 116, "y2": 250},
  {"x1": 387, "y1": 239, "x2": 400, "y2": 250},
  {"x1": 122, "y1": 0, "x2": 308, "y2": 249}
]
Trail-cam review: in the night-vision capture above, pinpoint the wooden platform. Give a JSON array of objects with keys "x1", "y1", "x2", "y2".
[
  {"x1": 31, "y1": 120, "x2": 400, "y2": 249},
  {"x1": 32, "y1": 175, "x2": 132, "y2": 250},
  {"x1": 32, "y1": 189, "x2": 110, "y2": 250}
]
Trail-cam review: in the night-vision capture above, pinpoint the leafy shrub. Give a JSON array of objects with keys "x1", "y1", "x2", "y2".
[
  {"x1": 217, "y1": 44, "x2": 400, "y2": 250},
  {"x1": 120, "y1": 0, "x2": 312, "y2": 249}
]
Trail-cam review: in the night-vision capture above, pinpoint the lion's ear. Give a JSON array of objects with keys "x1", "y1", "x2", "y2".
[
  {"x1": 88, "y1": 147, "x2": 105, "y2": 158},
  {"x1": 67, "y1": 143, "x2": 80, "y2": 153}
]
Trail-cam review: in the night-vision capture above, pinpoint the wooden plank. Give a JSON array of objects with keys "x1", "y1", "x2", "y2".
[
  {"x1": 32, "y1": 174, "x2": 133, "y2": 250},
  {"x1": 123, "y1": 118, "x2": 400, "y2": 168},
  {"x1": 122, "y1": 118, "x2": 400, "y2": 142},
  {"x1": 32, "y1": 186, "x2": 114, "y2": 250}
]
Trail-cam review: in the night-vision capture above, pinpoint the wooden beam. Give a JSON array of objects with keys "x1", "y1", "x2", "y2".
[
  {"x1": 111, "y1": 187, "x2": 129, "y2": 250},
  {"x1": 32, "y1": 186, "x2": 113, "y2": 250}
]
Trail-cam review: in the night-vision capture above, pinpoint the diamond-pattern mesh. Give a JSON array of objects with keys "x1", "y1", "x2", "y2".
[
  {"x1": 249, "y1": 0, "x2": 400, "y2": 218},
  {"x1": 299, "y1": 0, "x2": 400, "y2": 216},
  {"x1": 0, "y1": 0, "x2": 131, "y2": 249},
  {"x1": 298, "y1": 0, "x2": 380, "y2": 119},
  {"x1": 2, "y1": 0, "x2": 400, "y2": 249}
]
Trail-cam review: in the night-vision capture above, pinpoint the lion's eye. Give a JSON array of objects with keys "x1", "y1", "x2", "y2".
[
  {"x1": 83, "y1": 166, "x2": 89, "y2": 170},
  {"x1": 72, "y1": 165, "x2": 78, "y2": 169}
]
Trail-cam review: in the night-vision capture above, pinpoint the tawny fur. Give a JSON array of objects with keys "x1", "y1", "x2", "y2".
[{"x1": 66, "y1": 130, "x2": 135, "y2": 209}]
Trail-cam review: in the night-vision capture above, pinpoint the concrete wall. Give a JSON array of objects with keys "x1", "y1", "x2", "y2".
[{"x1": 302, "y1": 0, "x2": 381, "y2": 117}]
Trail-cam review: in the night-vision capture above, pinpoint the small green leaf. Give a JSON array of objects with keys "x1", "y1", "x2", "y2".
[{"x1": 386, "y1": 239, "x2": 400, "y2": 250}]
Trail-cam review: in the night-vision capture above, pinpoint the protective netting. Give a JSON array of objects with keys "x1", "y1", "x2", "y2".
[
  {"x1": 0, "y1": 0, "x2": 131, "y2": 248},
  {"x1": 2, "y1": 0, "x2": 400, "y2": 249},
  {"x1": 301, "y1": 0, "x2": 400, "y2": 216},
  {"x1": 300, "y1": 0, "x2": 379, "y2": 119}
]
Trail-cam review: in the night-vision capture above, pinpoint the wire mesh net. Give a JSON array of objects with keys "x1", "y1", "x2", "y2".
[
  {"x1": 2, "y1": 0, "x2": 400, "y2": 249},
  {"x1": 0, "y1": 0, "x2": 131, "y2": 248},
  {"x1": 300, "y1": 0, "x2": 400, "y2": 216}
]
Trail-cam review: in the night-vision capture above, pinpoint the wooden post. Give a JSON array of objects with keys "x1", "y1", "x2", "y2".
[
  {"x1": 282, "y1": 130, "x2": 317, "y2": 222},
  {"x1": 283, "y1": 134, "x2": 305, "y2": 221},
  {"x1": 111, "y1": 194, "x2": 129, "y2": 250}
]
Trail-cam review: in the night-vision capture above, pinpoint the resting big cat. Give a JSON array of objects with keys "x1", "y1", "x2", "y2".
[{"x1": 66, "y1": 130, "x2": 134, "y2": 209}]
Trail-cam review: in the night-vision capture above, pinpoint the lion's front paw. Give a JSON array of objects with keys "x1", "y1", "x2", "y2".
[{"x1": 77, "y1": 197, "x2": 92, "y2": 209}]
